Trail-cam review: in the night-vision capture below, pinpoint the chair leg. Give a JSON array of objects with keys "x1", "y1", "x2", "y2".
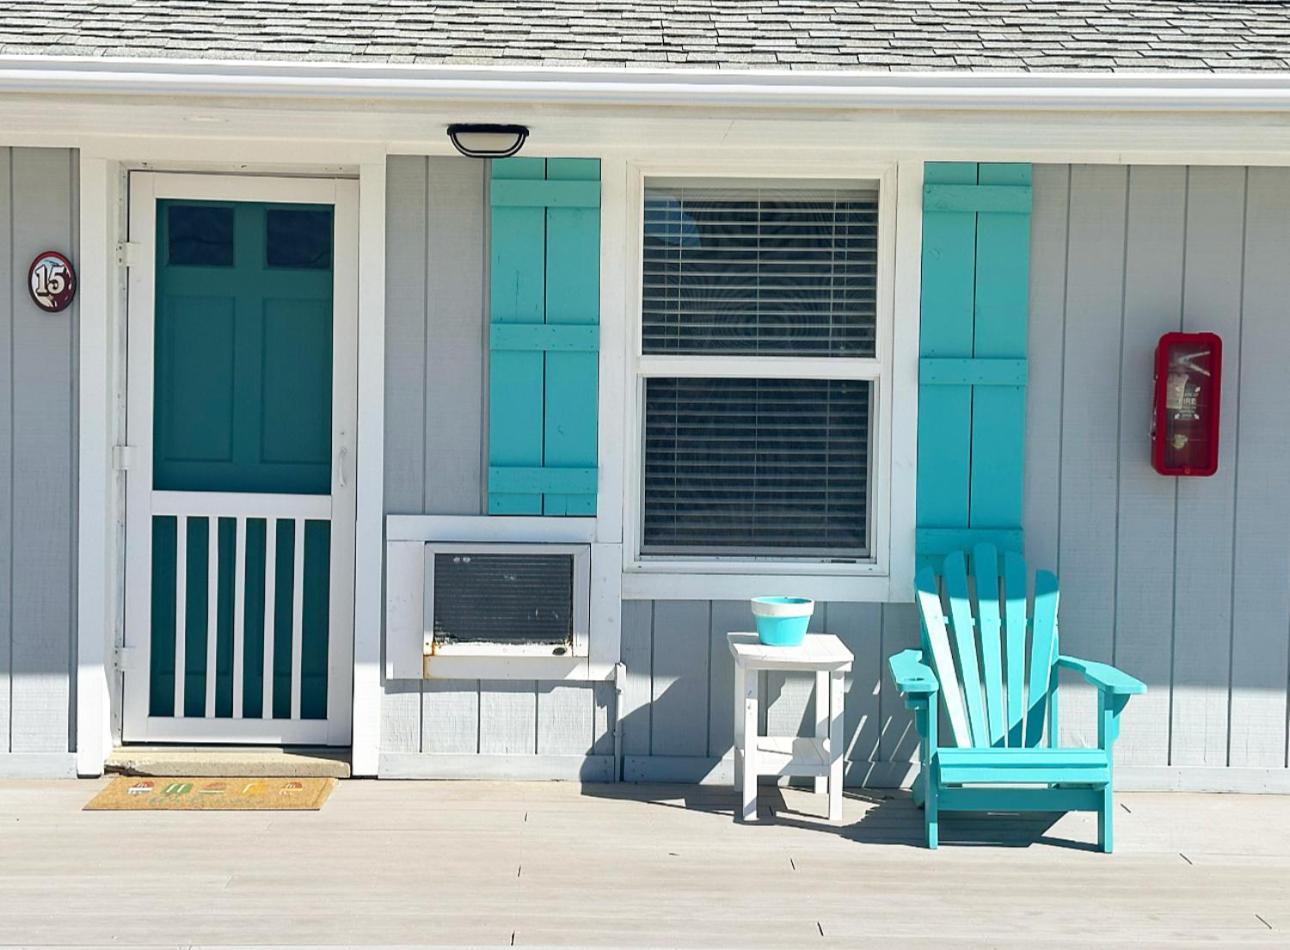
[
  {"x1": 1098, "y1": 786, "x2": 1114, "y2": 854},
  {"x1": 925, "y1": 775, "x2": 939, "y2": 850}
]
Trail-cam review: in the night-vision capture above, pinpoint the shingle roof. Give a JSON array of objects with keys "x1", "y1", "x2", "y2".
[{"x1": 2, "y1": 1, "x2": 1290, "y2": 73}]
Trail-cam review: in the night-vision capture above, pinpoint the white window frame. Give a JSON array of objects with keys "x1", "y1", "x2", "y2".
[{"x1": 621, "y1": 160, "x2": 919, "y2": 603}]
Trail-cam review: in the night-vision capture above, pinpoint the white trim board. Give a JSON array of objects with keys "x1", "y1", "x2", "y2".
[
  {"x1": 618, "y1": 159, "x2": 917, "y2": 604},
  {"x1": 379, "y1": 753, "x2": 616, "y2": 782},
  {"x1": 0, "y1": 753, "x2": 79, "y2": 779}
]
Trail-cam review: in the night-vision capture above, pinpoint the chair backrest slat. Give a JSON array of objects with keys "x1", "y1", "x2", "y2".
[
  {"x1": 943, "y1": 551, "x2": 988, "y2": 747},
  {"x1": 915, "y1": 565, "x2": 972, "y2": 748},
  {"x1": 971, "y1": 544, "x2": 1007, "y2": 747},
  {"x1": 1025, "y1": 569, "x2": 1060, "y2": 746},
  {"x1": 1002, "y1": 551, "x2": 1029, "y2": 747}
]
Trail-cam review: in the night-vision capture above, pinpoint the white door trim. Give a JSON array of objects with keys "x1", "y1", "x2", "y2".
[{"x1": 120, "y1": 171, "x2": 359, "y2": 745}]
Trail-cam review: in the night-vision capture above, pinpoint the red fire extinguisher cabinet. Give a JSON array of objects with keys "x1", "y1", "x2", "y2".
[{"x1": 1151, "y1": 331, "x2": 1222, "y2": 476}]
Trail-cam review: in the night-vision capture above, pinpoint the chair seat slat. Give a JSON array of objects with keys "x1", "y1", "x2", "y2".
[
  {"x1": 1003, "y1": 551, "x2": 1028, "y2": 747},
  {"x1": 972, "y1": 544, "x2": 1007, "y2": 747},
  {"x1": 1025, "y1": 569, "x2": 1060, "y2": 746},
  {"x1": 915, "y1": 566, "x2": 972, "y2": 748},
  {"x1": 944, "y1": 551, "x2": 988, "y2": 747}
]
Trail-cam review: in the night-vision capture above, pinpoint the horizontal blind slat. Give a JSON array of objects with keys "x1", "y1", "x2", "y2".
[
  {"x1": 642, "y1": 184, "x2": 879, "y2": 358},
  {"x1": 642, "y1": 377, "x2": 870, "y2": 557}
]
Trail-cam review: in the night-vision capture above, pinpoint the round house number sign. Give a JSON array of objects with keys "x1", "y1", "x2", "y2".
[{"x1": 28, "y1": 250, "x2": 77, "y2": 313}]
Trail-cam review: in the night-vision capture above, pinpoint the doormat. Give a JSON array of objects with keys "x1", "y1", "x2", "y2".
[{"x1": 85, "y1": 776, "x2": 337, "y2": 811}]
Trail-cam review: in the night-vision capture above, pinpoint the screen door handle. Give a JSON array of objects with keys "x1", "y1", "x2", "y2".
[{"x1": 337, "y1": 443, "x2": 349, "y2": 489}]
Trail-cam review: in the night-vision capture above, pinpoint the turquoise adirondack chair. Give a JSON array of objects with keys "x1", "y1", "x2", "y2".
[{"x1": 888, "y1": 545, "x2": 1145, "y2": 852}]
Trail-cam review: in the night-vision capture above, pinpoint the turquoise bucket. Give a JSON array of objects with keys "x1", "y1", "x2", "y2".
[{"x1": 751, "y1": 596, "x2": 815, "y2": 647}]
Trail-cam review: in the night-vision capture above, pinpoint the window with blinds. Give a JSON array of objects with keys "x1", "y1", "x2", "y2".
[
  {"x1": 643, "y1": 378, "x2": 871, "y2": 558},
  {"x1": 642, "y1": 184, "x2": 879, "y2": 357},
  {"x1": 636, "y1": 179, "x2": 881, "y2": 562}
]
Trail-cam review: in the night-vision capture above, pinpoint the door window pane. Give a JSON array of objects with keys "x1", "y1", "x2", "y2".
[
  {"x1": 167, "y1": 204, "x2": 234, "y2": 267},
  {"x1": 266, "y1": 207, "x2": 333, "y2": 270}
]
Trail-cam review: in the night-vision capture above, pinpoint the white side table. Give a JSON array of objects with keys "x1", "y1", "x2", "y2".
[{"x1": 728, "y1": 632, "x2": 853, "y2": 823}]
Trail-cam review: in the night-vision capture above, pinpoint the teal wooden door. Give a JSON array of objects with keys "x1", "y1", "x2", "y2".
[{"x1": 122, "y1": 176, "x2": 358, "y2": 745}]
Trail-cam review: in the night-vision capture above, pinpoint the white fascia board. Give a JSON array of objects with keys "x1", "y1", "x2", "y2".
[{"x1": 2, "y1": 54, "x2": 1290, "y2": 112}]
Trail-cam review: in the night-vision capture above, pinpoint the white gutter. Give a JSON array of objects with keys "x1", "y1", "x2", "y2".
[{"x1": 2, "y1": 54, "x2": 1290, "y2": 112}]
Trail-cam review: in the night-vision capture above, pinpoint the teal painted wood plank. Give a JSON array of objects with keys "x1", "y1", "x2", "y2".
[
  {"x1": 1056, "y1": 655, "x2": 1147, "y2": 695},
  {"x1": 1026, "y1": 569, "x2": 1060, "y2": 746},
  {"x1": 916, "y1": 163, "x2": 978, "y2": 542},
  {"x1": 915, "y1": 527, "x2": 1024, "y2": 555},
  {"x1": 971, "y1": 544, "x2": 1007, "y2": 747},
  {"x1": 542, "y1": 159, "x2": 600, "y2": 516},
  {"x1": 922, "y1": 183, "x2": 1032, "y2": 214},
  {"x1": 915, "y1": 565, "x2": 971, "y2": 748},
  {"x1": 489, "y1": 158, "x2": 547, "y2": 514},
  {"x1": 888, "y1": 648, "x2": 938, "y2": 695},
  {"x1": 490, "y1": 324, "x2": 599, "y2": 352},
  {"x1": 970, "y1": 164, "x2": 1031, "y2": 532},
  {"x1": 488, "y1": 466, "x2": 598, "y2": 495},
  {"x1": 938, "y1": 786, "x2": 1103, "y2": 813},
  {"x1": 919, "y1": 357, "x2": 1027, "y2": 386},
  {"x1": 943, "y1": 550, "x2": 987, "y2": 747},
  {"x1": 490, "y1": 178, "x2": 601, "y2": 208},
  {"x1": 1002, "y1": 550, "x2": 1028, "y2": 747}
]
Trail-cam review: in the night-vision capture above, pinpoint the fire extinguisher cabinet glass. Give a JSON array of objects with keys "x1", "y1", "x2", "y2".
[{"x1": 1151, "y1": 331, "x2": 1222, "y2": 477}]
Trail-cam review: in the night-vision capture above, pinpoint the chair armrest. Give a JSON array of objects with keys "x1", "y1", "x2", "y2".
[
  {"x1": 1056, "y1": 655, "x2": 1146, "y2": 696},
  {"x1": 889, "y1": 649, "x2": 939, "y2": 696}
]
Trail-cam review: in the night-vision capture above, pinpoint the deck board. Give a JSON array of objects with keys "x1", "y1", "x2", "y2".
[{"x1": 0, "y1": 780, "x2": 1287, "y2": 946}]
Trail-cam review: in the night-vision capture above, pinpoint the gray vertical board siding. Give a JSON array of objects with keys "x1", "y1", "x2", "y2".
[
  {"x1": 650, "y1": 601, "x2": 710, "y2": 756},
  {"x1": 623, "y1": 598, "x2": 899, "y2": 783},
  {"x1": 1026, "y1": 163, "x2": 1290, "y2": 777},
  {"x1": 1053, "y1": 165, "x2": 1128, "y2": 748},
  {"x1": 381, "y1": 157, "x2": 612, "y2": 766},
  {"x1": 1228, "y1": 168, "x2": 1290, "y2": 769},
  {"x1": 877, "y1": 603, "x2": 921, "y2": 767},
  {"x1": 1113, "y1": 167, "x2": 1186, "y2": 768},
  {"x1": 1170, "y1": 167, "x2": 1245, "y2": 768},
  {"x1": 4, "y1": 148, "x2": 78, "y2": 756},
  {"x1": 619, "y1": 600, "x2": 653, "y2": 758},
  {"x1": 0, "y1": 148, "x2": 11, "y2": 754}
]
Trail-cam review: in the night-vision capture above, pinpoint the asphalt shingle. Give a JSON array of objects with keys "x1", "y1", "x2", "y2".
[{"x1": 0, "y1": 1, "x2": 1289, "y2": 72}]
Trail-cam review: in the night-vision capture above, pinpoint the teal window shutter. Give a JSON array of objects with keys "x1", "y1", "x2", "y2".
[
  {"x1": 488, "y1": 157, "x2": 600, "y2": 516},
  {"x1": 916, "y1": 163, "x2": 1031, "y2": 565}
]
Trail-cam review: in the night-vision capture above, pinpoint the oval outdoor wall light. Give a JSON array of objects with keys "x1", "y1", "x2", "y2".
[{"x1": 447, "y1": 123, "x2": 530, "y2": 159}]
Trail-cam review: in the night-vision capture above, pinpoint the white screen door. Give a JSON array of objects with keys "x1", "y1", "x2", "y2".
[{"x1": 121, "y1": 173, "x2": 358, "y2": 744}]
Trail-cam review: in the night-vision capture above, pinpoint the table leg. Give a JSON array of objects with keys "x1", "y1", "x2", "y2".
[
  {"x1": 732, "y1": 662, "x2": 745, "y2": 790},
  {"x1": 828, "y1": 669, "x2": 845, "y2": 822},
  {"x1": 741, "y1": 670, "x2": 759, "y2": 822},
  {"x1": 814, "y1": 669, "x2": 828, "y2": 795}
]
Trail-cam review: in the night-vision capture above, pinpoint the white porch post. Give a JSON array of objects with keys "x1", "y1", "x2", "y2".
[
  {"x1": 351, "y1": 159, "x2": 387, "y2": 776},
  {"x1": 75, "y1": 153, "x2": 116, "y2": 776}
]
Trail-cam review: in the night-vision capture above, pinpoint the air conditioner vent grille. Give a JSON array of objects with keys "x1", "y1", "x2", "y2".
[{"x1": 431, "y1": 552, "x2": 574, "y2": 645}]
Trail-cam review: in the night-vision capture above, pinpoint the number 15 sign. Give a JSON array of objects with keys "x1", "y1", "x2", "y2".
[{"x1": 28, "y1": 250, "x2": 77, "y2": 313}]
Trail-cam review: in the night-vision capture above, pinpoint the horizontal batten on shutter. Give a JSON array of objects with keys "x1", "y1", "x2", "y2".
[
  {"x1": 920, "y1": 357, "x2": 1028, "y2": 386},
  {"x1": 488, "y1": 466, "x2": 598, "y2": 495},
  {"x1": 490, "y1": 324, "x2": 600, "y2": 352},
  {"x1": 490, "y1": 179, "x2": 601, "y2": 208},
  {"x1": 922, "y1": 183, "x2": 1033, "y2": 214},
  {"x1": 916, "y1": 527, "x2": 1025, "y2": 557}
]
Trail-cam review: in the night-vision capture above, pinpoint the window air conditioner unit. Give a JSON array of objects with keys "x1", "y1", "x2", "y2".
[{"x1": 421, "y1": 543, "x2": 591, "y2": 659}]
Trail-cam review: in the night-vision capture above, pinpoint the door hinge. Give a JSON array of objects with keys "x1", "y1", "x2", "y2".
[
  {"x1": 113, "y1": 645, "x2": 138, "y2": 672},
  {"x1": 116, "y1": 241, "x2": 143, "y2": 268},
  {"x1": 113, "y1": 444, "x2": 135, "y2": 471}
]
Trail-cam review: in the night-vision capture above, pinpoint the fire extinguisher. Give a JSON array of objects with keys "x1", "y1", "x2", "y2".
[{"x1": 1151, "y1": 332, "x2": 1222, "y2": 477}]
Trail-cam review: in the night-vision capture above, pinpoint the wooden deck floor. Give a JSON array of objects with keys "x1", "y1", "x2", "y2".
[{"x1": 1, "y1": 779, "x2": 1288, "y2": 947}]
